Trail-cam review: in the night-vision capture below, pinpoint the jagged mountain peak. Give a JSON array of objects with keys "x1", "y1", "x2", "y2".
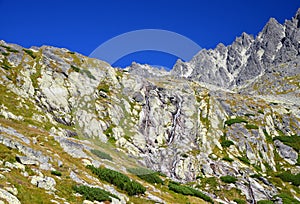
[
  {"x1": 295, "y1": 7, "x2": 300, "y2": 19},
  {"x1": 171, "y1": 8, "x2": 300, "y2": 90},
  {"x1": 125, "y1": 61, "x2": 170, "y2": 78},
  {"x1": 260, "y1": 17, "x2": 284, "y2": 39}
]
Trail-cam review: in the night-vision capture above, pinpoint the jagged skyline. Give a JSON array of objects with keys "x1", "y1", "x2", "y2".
[{"x1": 0, "y1": 1, "x2": 299, "y2": 68}]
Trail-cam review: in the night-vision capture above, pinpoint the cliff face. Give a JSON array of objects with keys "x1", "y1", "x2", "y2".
[
  {"x1": 171, "y1": 8, "x2": 300, "y2": 90},
  {"x1": 0, "y1": 9, "x2": 299, "y2": 204}
]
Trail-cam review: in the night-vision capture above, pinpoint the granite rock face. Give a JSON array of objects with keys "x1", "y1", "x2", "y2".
[{"x1": 171, "y1": 8, "x2": 300, "y2": 89}]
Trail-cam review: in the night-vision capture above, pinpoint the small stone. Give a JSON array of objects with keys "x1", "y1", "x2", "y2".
[
  {"x1": 82, "y1": 159, "x2": 92, "y2": 166},
  {"x1": 83, "y1": 200, "x2": 93, "y2": 204},
  {"x1": 57, "y1": 160, "x2": 63, "y2": 167}
]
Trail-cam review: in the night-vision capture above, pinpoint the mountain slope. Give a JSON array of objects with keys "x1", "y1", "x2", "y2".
[{"x1": 0, "y1": 8, "x2": 299, "y2": 204}]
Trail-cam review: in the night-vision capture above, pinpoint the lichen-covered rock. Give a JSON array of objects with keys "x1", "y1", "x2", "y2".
[
  {"x1": 30, "y1": 175, "x2": 56, "y2": 191},
  {"x1": 274, "y1": 140, "x2": 298, "y2": 164},
  {"x1": 0, "y1": 188, "x2": 21, "y2": 204}
]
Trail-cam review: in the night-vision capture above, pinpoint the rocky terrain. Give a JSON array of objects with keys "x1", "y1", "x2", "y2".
[{"x1": 0, "y1": 8, "x2": 299, "y2": 204}]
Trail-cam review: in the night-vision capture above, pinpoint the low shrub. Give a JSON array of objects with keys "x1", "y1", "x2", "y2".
[
  {"x1": 127, "y1": 168, "x2": 163, "y2": 184},
  {"x1": 1, "y1": 58, "x2": 12, "y2": 70},
  {"x1": 225, "y1": 117, "x2": 248, "y2": 126},
  {"x1": 233, "y1": 199, "x2": 247, "y2": 204},
  {"x1": 258, "y1": 110, "x2": 264, "y2": 114},
  {"x1": 222, "y1": 156, "x2": 234, "y2": 162},
  {"x1": 70, "y1": 65, "x2": 96, "y2": 79},
  {"x1": 221, "y1": 140, "x2": 234, "y2": 148},
  {"x1": 98, "y1": 83, "x2": 110, "y2": 93},
  {"x1": 220, "y1": 175, "x2": 237, "y2": 183},
  {"x1": 263, "y1": 129, "x2": 273, "y2": 143},
  {"x1": 244, "y1": 113, "x2": 255, "y2": 117},
  {"x1": 168, "y1": 182, "x2": 213, "y2": 203},
  {"x1": 71, "y1": 65, "x2": 80, "y2": 72},
  {"x1": 250, "y1": 174, "x2": 261, "y2": 179},
  {"x1": 87, "y1": 165, "x2": 146, "y2": 196},
  {"x1": 73, "y1": 185, "x2": 119, "y2": 202},
  {"x1": 275, "y1": 193, "x2": 299, "y2": 204},
  {"x1": 257, "y1": 200, "x2": 274, "y2": 204},
  {"x1": 276, "y1": 171, "x2": 300, "y2": 186},
  {"x1": 23, "y1": 49, "x2": 36, "y2": 59},
  {"x1": 51, "y1": 170, "x2": 62, "y2": 176},
  {"x1": 237, "y1": 156, "x2": 250, "y2": 165},
  {"x1": 273, "y1": 135, "x2": 300, "y2": 152},
  {"x1": 1, "y1": 45, "x2": 18, "y2": 53},
  {"x1": 90, "y1": 149, "x2": 113, "y2": 161},
  {"x1": 245, "y1": 124, "x2": 259, "y2": 130}
]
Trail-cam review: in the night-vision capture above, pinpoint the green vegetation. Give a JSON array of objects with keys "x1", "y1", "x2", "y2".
[
  {"x1": 263, "y1": 129, "x2": 273, "y2": 143},
  {"x1": 273, "y1": 135, "x2": 300, "y2": 152},
  {"x1": 257, "y1": 200, "x2": 274, "y2": 204},
  {"x1": 221, "y1": 140, "x2": 234, "y2": 148},
  {"x1": 23, "y1": 49, "x2": 36, "y2": 59},
  {"x1": 81, "y1": 69, "x2": 96, "y2": 80},
  {"x1": 250, "y1": 174, "x2": 261, "y2": 179},
  {"x1": 237, "y1": 156, "x2": 250, "y2": 165},
  {"x1": 225, "y1": 117, "x2": 248, "y2": 126},
  {"x1": 233, "y1": 198, "x2": 247, "y2": 204},
  {"x1": 86, "y1": 165, "x2": 146, "y2": 196},
  {"x1": 71, "y1": 65, "x2": 80, "y2": 72},
  {"x1": 222, "y1": 156, "x2": 234, "y2": 162},
  {"x1": 168, "y1": 182, "x2": 213, "y2": 203},
  {"x1": 181, "y1": 153, "x2": 189, "y2": 158},
  {"x1": 276, "y1": 193, "x2": 300, "y2": 204},
  {"x1": 98, "y1": 83, "x2": 110, "y2": 93},
  {"x1": 258, "y1": 110, "x2": 264, "y2": 114},
  {"x1": 220, "y1": 135, "x2": 234, "y2": 148},
  {"x1": 245, "y1": 124, "x2": 259, "y2": 130},
  {"x1": 103, "y1": 124, "x2": 115, "y2": 137},
  {"x1": 70, "y1": 65, "x2": 96, "y2": 80},
  {"x1": 199, "y1": 177, "x2": 218, "y2": 189},
  {"x1": 1, "y1": 52, "x2": 9, "y2": 56},
  {"x1": 276, "y1": 171, "x2": 300, "y2": 186},
  {"x1": 220, "y1": 175, "x2": 237, "y2": 184},
  {"x1": 127, "y1": 168, "x2": 163, "y2": 185},
  {"x1": 73, "y1": 185, "x2": 119, "y2": 202},
  {"x1": 1, "y1": 58, "x2": 13, "y2": 70},
  {"x1": 51, "y1": 170, "x2": 62, "y2": 176},
  {"x1": 1, "y1": 45, "x2": 19, "y2": 53},
  {"x1": 90, "y1": 149, "x2": 113, "y2": 161}
]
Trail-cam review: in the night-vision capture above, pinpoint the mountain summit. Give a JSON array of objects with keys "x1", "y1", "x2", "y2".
[
  {"x1": 170, "y1": 9, "x2": 300, "y2": 90},
  {"x1": 0, "y1": 8, "x2": 299, "y2": 204}
]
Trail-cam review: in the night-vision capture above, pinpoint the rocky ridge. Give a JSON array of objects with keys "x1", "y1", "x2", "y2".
[
  {"x1": 0, "y1": 8, "x2": 299, "y2": 204},
  {"x1": 171, "y1": 8, "x2": 300, "y2": 90}
]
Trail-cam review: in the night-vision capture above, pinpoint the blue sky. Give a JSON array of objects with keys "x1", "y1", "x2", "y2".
[{"x1": 0, "y1": 0, "x2": 299, "y2": 69}]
